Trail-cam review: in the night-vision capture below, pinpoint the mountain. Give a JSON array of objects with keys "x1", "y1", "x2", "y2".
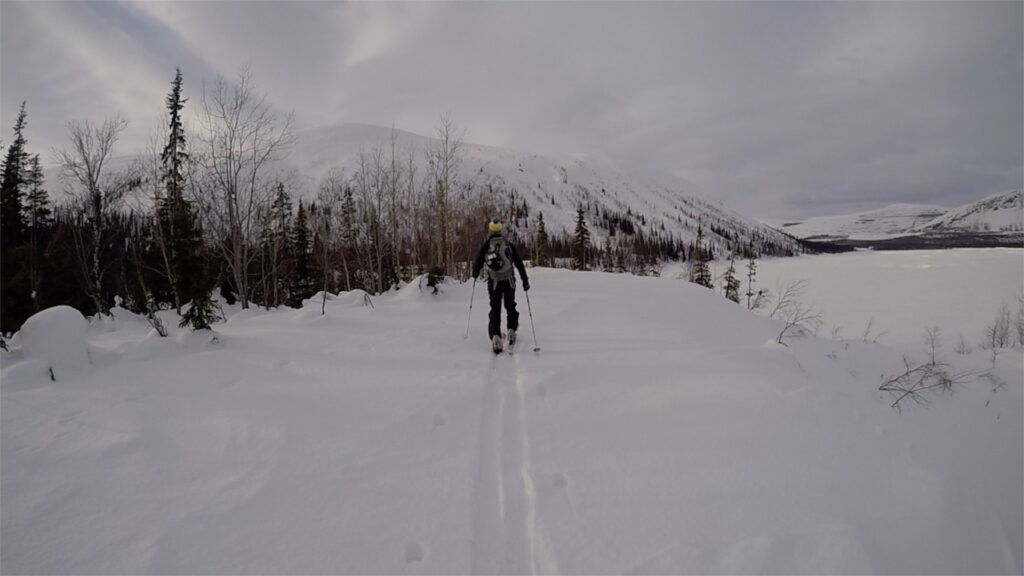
[
  {"x1": 776, "y1": 190, "x2": 1023, "y2": 249},
  {"x1": 284, "y1": 123, "x2": 802, "y2": 257},
  {"x1": 921, "y1": 190, "x2": 1023, "y2": 234},
  {"x1": 776, "y1": 203, "x2": 947, "y2": 241}
]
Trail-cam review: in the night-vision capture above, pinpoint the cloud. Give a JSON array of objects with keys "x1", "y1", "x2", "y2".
[{"x1": 2, "y1": 1, "x2": 1020, "y2": 219}]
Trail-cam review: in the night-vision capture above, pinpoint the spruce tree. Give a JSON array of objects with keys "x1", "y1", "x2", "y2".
[
  {"x1": 1, "y1": 102, "x2": 28, "y2": 249},
  {"x1": 158, "y1": 69, "x2": 215, "y2": 327},
  {"x1": 339, "y1": 185, "x2": 356, "y2": 291},
  {"x1": 158, "y1": 67, "x2": 190, "y2": 311},
  {"x1": 24, "y1": 154, "x2": 51, "y2": 312},
  {"x1": 573, "y1": 206, "x2": 591, "y2": 271},
  {"x1": 289, "y1": 200, "x2": 314, "y2": 306},
  {"x1": 534, "y1": 211, "x2": 549, "y2": 267},
  {"x1": 689, "y1": 221, "x2": 713, "y2": 289},
  {"x1": 179, "y1": 288, "x2": 219, "y2": 330},
  {"x1": 723, "y1": 253, "x2": 741, "y2": 303},
  {"x1": 266, "y1": 183, "x2": 293, "y2": 306},
  {"x1": 1, "y1": 102, "x2": 30, "y2": 332},
  {"x1": 746, "y1": 255, "x2": 757, "y2": 309},
  {"x1": 161, "y1": 69, "x2": 188, "y2": 209}
]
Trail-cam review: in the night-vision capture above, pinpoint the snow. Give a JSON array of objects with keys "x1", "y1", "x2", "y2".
[
  {"x1": 2, "y1": 250, "x2": 1022, "y2": 574},
  {"x1": 15, "y1": 305, "x2": 90, "y2": 371}
]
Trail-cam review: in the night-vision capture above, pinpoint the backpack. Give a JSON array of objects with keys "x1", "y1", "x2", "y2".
[{"x1": 485, "y1": 236, "x2": 515, "y2": 281}]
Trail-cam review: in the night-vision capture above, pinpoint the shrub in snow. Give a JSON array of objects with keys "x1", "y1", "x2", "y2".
[
  {"x1": 982, "y1": 302, "x2": 1013, "y2": 350},
  {"x1": 18, "y1": 305, "x2": 90, "y2": 369}
]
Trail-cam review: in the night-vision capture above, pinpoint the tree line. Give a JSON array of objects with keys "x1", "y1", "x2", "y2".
[{"x1": 1, "y1": 67, "x2": 778, "y2": 336}]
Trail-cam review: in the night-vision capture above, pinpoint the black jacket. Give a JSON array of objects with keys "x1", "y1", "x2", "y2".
[{"x1": 471, "y1": 233, "x2": 529, "y2": 285}]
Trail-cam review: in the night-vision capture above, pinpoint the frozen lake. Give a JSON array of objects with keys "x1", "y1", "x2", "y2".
[{"x1": 753, "y1": 248, "x2": 1024, "y2": 351}]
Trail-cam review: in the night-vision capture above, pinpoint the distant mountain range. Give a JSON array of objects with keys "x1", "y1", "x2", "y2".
[
  {"x1": 774, "y1": 190, "x2": 1022, "y2": 249},
  {"x1": 282, "y1": 123, "x2": 802, "y2": 257},
  {"x1": 44, "y1": 122, "x2": 1019, "y2": 256}
]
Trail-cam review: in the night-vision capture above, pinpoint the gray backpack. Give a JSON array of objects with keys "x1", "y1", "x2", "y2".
[{"x1": 485, "y1": 236, "x2": 515, "y2": 281}]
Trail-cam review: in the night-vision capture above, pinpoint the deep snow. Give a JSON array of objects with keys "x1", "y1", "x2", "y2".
[{"x1": 2, "y1": 250, "x2": 1021, "y2": 574}]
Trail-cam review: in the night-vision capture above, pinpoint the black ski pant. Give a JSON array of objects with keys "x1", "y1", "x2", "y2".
[{"x1": 487, "y1": 279, "x2": 519, "y2": 339}]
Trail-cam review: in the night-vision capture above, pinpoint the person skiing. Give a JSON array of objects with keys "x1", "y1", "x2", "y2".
[{"x1": 471, "y1": 217, "x2": 530, "y2": 353}]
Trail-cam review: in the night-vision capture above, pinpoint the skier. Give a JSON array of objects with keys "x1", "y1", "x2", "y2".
[{"x1": 471, "y1": 217, "x2": 530, "y2": 353}]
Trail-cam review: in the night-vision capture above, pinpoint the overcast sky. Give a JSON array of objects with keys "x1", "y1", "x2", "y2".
[{"x1": 2, "y1": 1, "x2": 1021, "y2": 220}]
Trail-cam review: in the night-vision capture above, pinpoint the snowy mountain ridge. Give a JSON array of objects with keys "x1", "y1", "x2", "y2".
[
  {"x1": 922, "y1": 189, "x2": 1024, "y2": 233},
  {"x1": 778, "y1": 190, "x2": 1023, "y2": 241},
  {"x1": 285, "y1": 123, "x2": 802, "y2": 257}
]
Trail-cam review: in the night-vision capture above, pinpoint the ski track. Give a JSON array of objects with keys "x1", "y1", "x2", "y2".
[{"x1": 471, "y1": 350, "x2": 556, "y2": 575}]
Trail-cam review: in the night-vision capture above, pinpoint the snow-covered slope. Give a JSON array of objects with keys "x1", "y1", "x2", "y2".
[
  {"x1": 923, "y1": 190, "x2": 1023, "y2": 233},
  {"x1": 287, "y1": 123, "x2": 801, "y2": 256},
  {"x1": 2, "y1": 250, "x2": 1021, "y2": 574},
  {"x1": 777, "y1": 190, "x2": 1023, "y2": 242},
  {"x1": 776, "y1": 203, "x2": 948, "y2": 240}
]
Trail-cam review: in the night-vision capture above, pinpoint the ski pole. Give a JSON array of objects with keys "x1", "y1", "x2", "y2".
[
  {"x1": 525, "y1": 289, "x2": 540, "y2": 352},
  {"x1": 464, "y1": 278, "x2": 477, "y2": 339}
]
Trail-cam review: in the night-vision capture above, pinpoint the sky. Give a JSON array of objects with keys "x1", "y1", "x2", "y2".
[{"x1": 1, "y1": 1, "x2": 1021, "y2": 220}]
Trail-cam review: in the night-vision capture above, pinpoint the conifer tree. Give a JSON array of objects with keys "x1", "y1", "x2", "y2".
[
  {"x1": 179, "y1": 288, "x2": 219, "y2": 330},
  {"x1": 746, "y1": 255, "x2": 757, "y2": 309},
  {"x1": 339, "y1": 185, "x2": 356, "y2": 291},
  {"x1": 1, "y1": 102, "x2": 28, "y2": 246},
  {"x1": 156, "y1": 68, "x2": 214, "y2": 326},
  {"x1": 723, "y1": 253, "x2": 741, "y2": 303},
  {"x1": 289, "y1": 200, "x2": 314, "y2": 306},
  {"x1": 573, "y1": 206, "x2": 591, "y2": 271},
  {"x1": 1, "y1": 103, "x2": 31, "y2": 332},
  {"x1": 534, "y1": 211, "x2": 549, "y2": 267},
  {"x1": 265, "y1": 183, "x2": 293, "y2": 306},
  {"x1": 24, "y1": 154, "x2": 51, "y2": 312},
  {"x1": 689, "y1": 221, "x2": 712, "y2": 289}
]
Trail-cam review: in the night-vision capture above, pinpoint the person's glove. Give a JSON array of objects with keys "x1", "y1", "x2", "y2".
[{"x1": 522, "y1": 279, "x2": 530, "y2": 292}]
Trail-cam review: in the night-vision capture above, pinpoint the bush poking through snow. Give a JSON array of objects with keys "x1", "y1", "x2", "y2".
[
  {"x1": 861, "y1": 316, "x2": 888, "y2": 343},
  {"x1": 768, "y1": 279, "x2": 823, "y2": 346},
  {"x1": 879, "y1": 355, "x2": 982, "y2": 414},
  {"x1": 982, "y1": 301, "x2": 1013, "y2": 350},
  {"x1": 775, "y1": 301, "x2": 824, "y2": 346},
  {"x1": 880, "y1": 329, "x2": 986, "y2": 414},
  {"x1": 954, "y1": 333, "x2": 973, "y2": 355}
]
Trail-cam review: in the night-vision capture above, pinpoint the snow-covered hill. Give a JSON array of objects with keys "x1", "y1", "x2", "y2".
[
  {"x1": 777, "y1": 190, "x2": 1023, "y2": 242},
  {"x1": 922, "y1": 190, "x2": 1023, "y2": 233},
  {"x1": 2, "y1": 250, "x2": 1021, "y2": 574},
  {"x1": 775, "y1": 203, "x2": 947, "y2": 241},
  {"x1": 286, "y1": 123, "x2": 801, "y2": 257}
]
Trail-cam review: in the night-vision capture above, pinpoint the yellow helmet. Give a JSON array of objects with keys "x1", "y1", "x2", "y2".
[{"x1": 488, "y1": 218, "x2": 503, "y2": 233}]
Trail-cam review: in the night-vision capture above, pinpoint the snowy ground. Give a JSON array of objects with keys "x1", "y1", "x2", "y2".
[{"x1": 2, "y1": 250, "x2": 1022, "y2": 574}]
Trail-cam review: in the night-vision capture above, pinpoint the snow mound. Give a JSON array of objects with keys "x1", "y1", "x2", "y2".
[
  {"x1": 307, "y1": 289, "x2": 374, "y2": 309},
  {"x1": 18, "y1": 305, "x2": 90, "y2": 369},
  {"x1": 393, "y1": 274, "x2": 450, "y2": 301}
]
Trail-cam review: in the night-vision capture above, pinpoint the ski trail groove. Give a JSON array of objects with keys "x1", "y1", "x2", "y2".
[
  {"x1": 471, "y1": 359, "x2": 505, "y2": 575},
  {"x1": 470, "y1": 354, "x2": 556, "y2": 575}
]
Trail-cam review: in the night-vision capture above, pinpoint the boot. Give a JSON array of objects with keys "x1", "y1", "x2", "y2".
[{"x1": 491, "y1": 334, "x2": 503, "y2": 354}]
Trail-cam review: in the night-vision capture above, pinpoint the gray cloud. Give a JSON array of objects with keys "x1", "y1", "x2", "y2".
[{"x1": 2, "y1": 0, "x2": 1020, "y2": 219}]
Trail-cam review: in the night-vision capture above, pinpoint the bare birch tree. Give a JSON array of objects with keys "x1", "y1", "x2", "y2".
[
  {"x1": 192, "y1": 66, "x2": 293, "y2": 309},
  {"x1": 429, "y1": 113, "x2": 463, "y2": 276},
  {"x1": 54, "y1": 115, "x2": 132, "y2": 315}
]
